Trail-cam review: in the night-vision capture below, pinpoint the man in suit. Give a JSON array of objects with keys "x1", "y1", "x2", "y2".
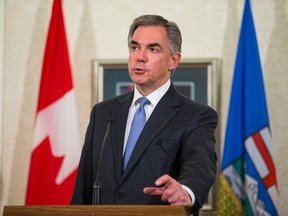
[{"x1": 71, "y1": 15, "x2": 218, "y2": 215}]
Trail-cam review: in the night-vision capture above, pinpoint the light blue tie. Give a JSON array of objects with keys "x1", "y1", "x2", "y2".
[{"x1": 123, "y1": 97, "x2": 150, "y2": 169}]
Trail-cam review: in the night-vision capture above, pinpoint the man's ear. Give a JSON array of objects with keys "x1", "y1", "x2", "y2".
[{"x1": 169, "y1": 52, "x2": 181, "y2": 71}]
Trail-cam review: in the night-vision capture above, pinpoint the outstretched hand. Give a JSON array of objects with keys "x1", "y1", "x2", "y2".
[{"x1": 143, "y1": 174, "x2": 192, "y2": 206}]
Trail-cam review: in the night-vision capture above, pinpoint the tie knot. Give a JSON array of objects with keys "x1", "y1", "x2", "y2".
[{"x1": 138, "y1": 97, "x2": 150, "y2": 107}]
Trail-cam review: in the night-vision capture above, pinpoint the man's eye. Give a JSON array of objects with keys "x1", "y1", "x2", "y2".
[
  {"x1": 150, "y1": 47, "x2": 159, "y2": 53},
  {"x1": 130, "y1": 45, "x2": 138, "y2": 51}
]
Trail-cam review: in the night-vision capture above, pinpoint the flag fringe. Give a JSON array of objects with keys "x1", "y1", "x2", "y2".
[{"x1": 217, "y1": 174, "x2": 245, "y2": 216}]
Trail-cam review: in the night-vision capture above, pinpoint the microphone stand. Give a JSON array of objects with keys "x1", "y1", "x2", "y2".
[{"x1": 92, "y1": 119, "x2": 112, "y2": 205}]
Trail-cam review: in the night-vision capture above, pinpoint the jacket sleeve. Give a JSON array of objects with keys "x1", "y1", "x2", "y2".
[
  {"x1": 70, "y1": 106, "x2": 96, "y2": 205},
  {"x1": 180, "y1": 105, "x2": 218, "y2": 214}
]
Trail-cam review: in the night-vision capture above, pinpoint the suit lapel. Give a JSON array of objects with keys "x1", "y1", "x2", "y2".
[
  {"x1": 110, "y1": 92, "x2": 133, "y2": 182},
  {"x1": 120, "y1": 85, "x2": 181, "y2": 182}
]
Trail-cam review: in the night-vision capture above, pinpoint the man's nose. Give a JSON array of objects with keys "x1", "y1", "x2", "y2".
[{"x1": 136, "y1": 49, "x2": 148, "y2": 62}]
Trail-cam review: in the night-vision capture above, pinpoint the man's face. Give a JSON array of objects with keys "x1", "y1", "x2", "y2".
[{"x1": 128, "y1": 25, "x2": 181, "y2": 95}]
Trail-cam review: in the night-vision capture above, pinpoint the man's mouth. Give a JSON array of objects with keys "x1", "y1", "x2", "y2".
[{"x1": 133, "y1": 67, "x2": 146, "y2": 73}]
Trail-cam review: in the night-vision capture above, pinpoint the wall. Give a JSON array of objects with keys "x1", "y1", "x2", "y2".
[
  {"x1": 1, "y1": 0, "x2": 288, "y2": 214},
  {"x1": 0, "y1": 0, "x2": 4, "y2": 209}
]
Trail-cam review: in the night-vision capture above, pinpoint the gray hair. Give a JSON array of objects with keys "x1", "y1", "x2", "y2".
[{"x1": 128, "y1": 15, "x2": 182, "y2": 55}]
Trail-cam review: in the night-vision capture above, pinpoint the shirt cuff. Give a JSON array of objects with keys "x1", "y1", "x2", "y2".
[{"x1": 181, "y1": 185, "x2": 195, "y2": 207}]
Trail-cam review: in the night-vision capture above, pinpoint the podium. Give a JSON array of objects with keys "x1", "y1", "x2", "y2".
[{"x1": 3, "y1": 205, "x2": 190, "y2": 216}]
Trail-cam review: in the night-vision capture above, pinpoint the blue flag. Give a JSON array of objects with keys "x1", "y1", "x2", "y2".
[{"x1": 217, "y1": 0, "x2": 278, "y2": 215}]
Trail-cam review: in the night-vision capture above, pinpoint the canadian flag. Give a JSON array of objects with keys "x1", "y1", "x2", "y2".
[{"x1": 25, "y1": 0, "x2": 81, "y2": 204}]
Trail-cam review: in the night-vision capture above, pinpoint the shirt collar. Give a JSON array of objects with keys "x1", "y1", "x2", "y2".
[{"x1": 131, "y1": 79, "x2": 171, "y2": 107}]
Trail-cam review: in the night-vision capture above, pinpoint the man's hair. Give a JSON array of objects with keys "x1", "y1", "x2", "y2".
[{"x1": 128, "y1": 15, "x2": 182, "y2": 55}]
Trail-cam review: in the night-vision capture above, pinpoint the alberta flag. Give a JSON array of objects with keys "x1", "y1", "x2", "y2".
[{"x1": 217, "y1": 0, "x2": 278, "y2": 215}]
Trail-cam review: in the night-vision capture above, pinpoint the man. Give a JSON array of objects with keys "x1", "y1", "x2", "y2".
[{"x1": 71, "y1": 15, "x2": 218, "y2": 215}]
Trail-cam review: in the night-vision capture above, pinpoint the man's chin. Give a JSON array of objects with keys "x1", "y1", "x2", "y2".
[{"x1": 131, "y1": 77, "x2": 148, "y2": 86}]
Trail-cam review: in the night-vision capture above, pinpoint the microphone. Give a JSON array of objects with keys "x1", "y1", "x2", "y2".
[{"x1": 92, "y1": 119, "x2": 113, "y2": 205}]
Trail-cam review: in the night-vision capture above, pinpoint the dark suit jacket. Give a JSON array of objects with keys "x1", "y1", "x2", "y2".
[{"x1": 71, "y1": 84, "x2": 218, "y2": 215}]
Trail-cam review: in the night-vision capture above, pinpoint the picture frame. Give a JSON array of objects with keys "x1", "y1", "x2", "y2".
[
  {"x1": 92, "y1": 59, "x2": 220, "y2": 214},
  {"x1": 93, "y1": 59, "x2": 218, "y2": 104}
]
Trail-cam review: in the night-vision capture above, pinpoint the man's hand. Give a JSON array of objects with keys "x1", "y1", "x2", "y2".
[{"x1": 143, "y1": 174, "x2": 192, "y2": 206}]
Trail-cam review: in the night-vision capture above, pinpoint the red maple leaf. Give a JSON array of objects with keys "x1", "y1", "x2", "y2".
[{"x1": 26, "y1": 137, "x2": 77, "y2": 205}]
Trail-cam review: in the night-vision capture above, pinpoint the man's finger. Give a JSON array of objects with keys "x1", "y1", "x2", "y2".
[
  {"x1": 155, "y1": 174, "x2": 173, "y2": 186},
  {"x1": 143, "y1": 186, "x2": 165, "y2": 195}
]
